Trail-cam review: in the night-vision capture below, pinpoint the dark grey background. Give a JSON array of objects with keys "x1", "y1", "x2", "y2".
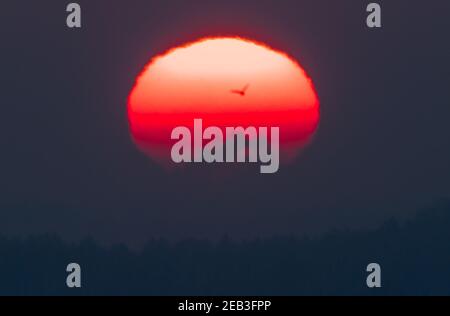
[{"x1": 1, "y1": 0, "x2": 450, "y2": 248}]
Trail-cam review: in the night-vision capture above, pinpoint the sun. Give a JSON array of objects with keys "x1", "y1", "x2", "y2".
[{"x1": 128, "y1": 36, "x2": 320, "y2": 165}]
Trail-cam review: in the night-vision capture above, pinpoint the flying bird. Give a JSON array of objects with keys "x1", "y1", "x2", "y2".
[{"x1": 230, "y1": 84, "x2": 250, "y2": 96}]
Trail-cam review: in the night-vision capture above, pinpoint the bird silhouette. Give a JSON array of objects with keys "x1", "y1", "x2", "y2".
[{"x1": 230, "y1": 84, "x2": 250, "y2": 96}]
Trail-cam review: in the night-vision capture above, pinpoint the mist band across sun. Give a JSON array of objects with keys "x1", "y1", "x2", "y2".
[{"x1": 127, "y1": 37, "x2": 320, "y2": 164}]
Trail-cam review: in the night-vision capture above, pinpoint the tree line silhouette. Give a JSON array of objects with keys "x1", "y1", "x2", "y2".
[{"x1": 1, "y1": 202, "x2": 450, "y2": 295}]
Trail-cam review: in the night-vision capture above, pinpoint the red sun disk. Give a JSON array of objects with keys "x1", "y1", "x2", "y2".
[{"x1": 127, "y1": 37, "x2": 320, "y2": 165}]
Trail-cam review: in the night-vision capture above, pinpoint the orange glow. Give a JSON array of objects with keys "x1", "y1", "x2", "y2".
[{"x1": 128, "y1": 37, "x2": 320, "y2": 164}]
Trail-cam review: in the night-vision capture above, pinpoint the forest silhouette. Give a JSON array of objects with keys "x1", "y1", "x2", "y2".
[{"x1": 1, "y1": 201, "x2": 450, "y2": 296}]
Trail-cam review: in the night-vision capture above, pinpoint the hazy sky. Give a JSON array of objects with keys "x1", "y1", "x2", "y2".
[{"x1": 1, "y1": 0, "x2": 450, "y2": 247}]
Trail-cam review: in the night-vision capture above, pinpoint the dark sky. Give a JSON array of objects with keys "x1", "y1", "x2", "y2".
[{"x1": 1, "y1": 0, "x2": 450, "y2": 248}]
